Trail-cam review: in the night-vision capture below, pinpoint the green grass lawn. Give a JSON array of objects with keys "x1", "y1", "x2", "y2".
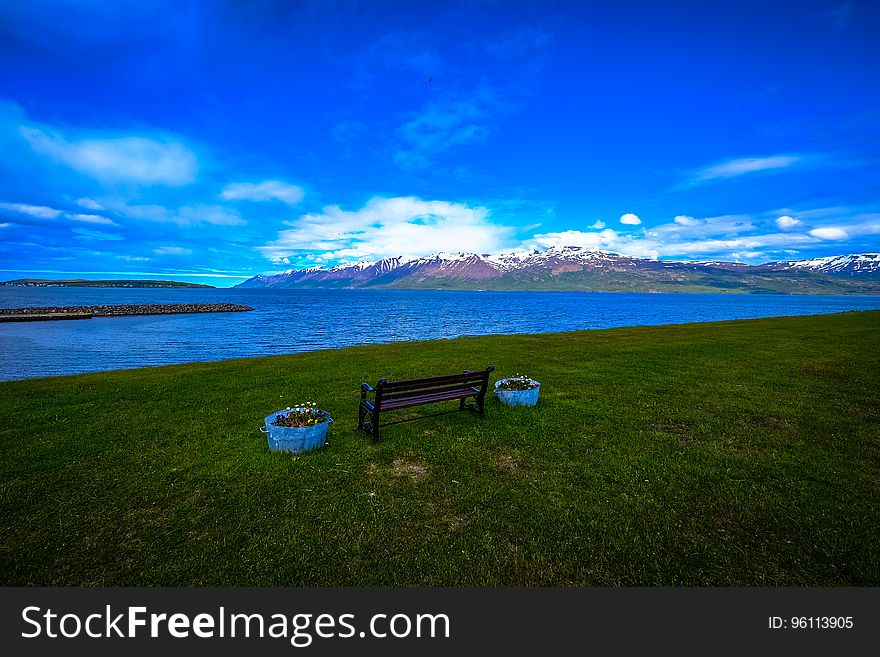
[{"x1": 1, "y1": 311, "x2": 878, "y2": 586}]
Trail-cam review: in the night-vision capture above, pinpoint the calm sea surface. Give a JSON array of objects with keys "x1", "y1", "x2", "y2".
[{"x1": 1, "y1": 287, "x2": 878, "y2": 381}]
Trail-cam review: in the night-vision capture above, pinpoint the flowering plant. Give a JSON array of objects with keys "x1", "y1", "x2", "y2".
[
  {"x1": 271, "y1": 402, "x2": 331, "y2": 428},
  {"x1": 496, "y1": 373, "x2": 539, "y2": 390}
]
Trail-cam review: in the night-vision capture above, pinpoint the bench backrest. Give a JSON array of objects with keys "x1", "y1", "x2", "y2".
[{"x1": 377, "y1": 367, "x2": 494, "y2": 399}]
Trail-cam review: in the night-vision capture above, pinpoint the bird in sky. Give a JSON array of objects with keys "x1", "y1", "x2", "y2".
[{"x1": 428, "y1": 75, "x2": 432, "y2": 83}]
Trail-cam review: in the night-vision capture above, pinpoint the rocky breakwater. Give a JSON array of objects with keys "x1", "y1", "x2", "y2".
[{"x1": 0, "y1": 303, "x2": 253, "y2": 322}]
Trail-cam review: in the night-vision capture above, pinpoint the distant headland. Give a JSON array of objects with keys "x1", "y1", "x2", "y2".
[{"x1": 0, "y1": 279, "x2": 214, "y2": 288}]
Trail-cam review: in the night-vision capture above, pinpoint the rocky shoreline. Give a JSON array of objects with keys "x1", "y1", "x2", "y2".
[{"x1": 0, "y1": 303, "x2": 253, "y2": 322}]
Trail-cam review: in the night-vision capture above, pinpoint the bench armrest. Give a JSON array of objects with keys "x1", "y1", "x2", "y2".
[{"x1": 361, "y1": 383, "x2": 374, "y2": 392}]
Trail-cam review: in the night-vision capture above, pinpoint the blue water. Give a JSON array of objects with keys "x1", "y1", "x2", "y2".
[{"x1": 1, "y1": 287, "x2": 878, "y2": 381}]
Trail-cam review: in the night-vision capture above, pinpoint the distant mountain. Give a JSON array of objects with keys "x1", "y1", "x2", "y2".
[
  {"x1": 235, "y1": 247, "x2": 880, "y2": 294},
  {"x1": 762, "y1": 253, "x2": 880, "y2": 278},
  {"x1": 0, "y1": 279, "x2": 214, "y2": 288}
]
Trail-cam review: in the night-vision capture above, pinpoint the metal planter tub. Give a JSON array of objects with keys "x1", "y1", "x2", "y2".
[
  {"x1": 261, "y1": 408, "x2": 333, "y2": 454},
  {"x1": 494, "y1": 379, "x2": 541, "y2": 407}
]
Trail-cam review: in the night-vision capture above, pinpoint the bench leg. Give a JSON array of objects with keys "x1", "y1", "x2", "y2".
[{"x1": 359, "y1": 405, "x2": 380, "y2": 443}]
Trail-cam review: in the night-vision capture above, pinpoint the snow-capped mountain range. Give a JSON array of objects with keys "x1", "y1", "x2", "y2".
[
  {"x1": 236, "y1": 247, "x2": 880, "y2": 293},
  {"x1": 768, "y1": 253, "x2": 880, "y2": 277}
]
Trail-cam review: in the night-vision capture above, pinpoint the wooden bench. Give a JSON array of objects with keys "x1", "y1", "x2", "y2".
[{"x1": 358, "y1": 365, "x2": 495, "y2": 442}]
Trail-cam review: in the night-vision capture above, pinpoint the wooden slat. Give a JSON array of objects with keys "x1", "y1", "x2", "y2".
[
  {"x1": 382, "y1": 384, "x2": 478, "y2": 400},
  {"x1": 379, "y1": 369, "x2": 489, "y2": 391},
  {"x1": 386, "y1": 389, "x2": 476, "y2": 404},
  {"x1": 381, "y1": 388, "x2": 476, "y2": 410}
]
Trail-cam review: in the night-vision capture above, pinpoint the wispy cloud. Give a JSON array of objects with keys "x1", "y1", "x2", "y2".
[
  {"x1": 0, "y1": 202, "x2": 62, "y2": 219},
  {"x1": 686, "y1": 154, "x2": 803, "y2": 185},
  {"x1": 220, "y1": 180, "x2": 304, "y2": 205},
  {"x1": 76, "y1": 197, "x2": 103, "y2": 210},
  {"x1": 393, "y1": 91, "x2": 497, "y2": 168},
  {"x1": 21, "y1": 127, "x2": 198, "y2": 185},
  {"x1": 648, "y1": 215, "x2": 756, "y2": 238},
  {"x1": 73, "y1": 228, "x2": 124, "y2": 241},
  {"x1": 484, "y1": 26, "x2": 553, "y2": 59},
  {"x1": 1, "y1": 202, "x2": 115, "y2": 226},
  {"x1": 153, "y1": 246, "x2": 192, "y2": 256},
  {"x1": 67, "y1": 213, "x2": 117, "y2": 226},
  {"x1": 117, "y1": 203, "x2": 245, "y2": 226},
  {"x1": 259, "y1": 196, "x2": 510, "y2": 264}
]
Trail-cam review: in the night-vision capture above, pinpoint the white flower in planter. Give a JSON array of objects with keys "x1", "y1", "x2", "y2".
[{"x1": 495, "y1": 375, "x2": 541, "y2": 407}]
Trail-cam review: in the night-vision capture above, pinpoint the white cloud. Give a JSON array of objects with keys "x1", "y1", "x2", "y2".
[
  {"x1": 771, "y1": 206, "x2": 850, "y2": 221},
  {"x1": 529, "y1": 209, "x2": 880, "y2": 261},
  {"x1": 689, "y1": 155, "x2": 801, "y2": 184},
  {"x1": 657, "y1": 234, "x2": 816, "y2": 255},
  {"x1": 775, "y1": 215, "x2": 802, "y2": 229},
  {"x1": 255, "y1": 199, "x2": 880, "y2": 268},
  {"x1": 729, "y1": 251, "x2": 768, "y2": 260},
  {"x1": 221, "y1": 180, "x2": 305, "y2": 206},
  {"x1": 117, "y1": 255, "x2": 151, "y2": 262},
  {"x1": 177, "y1": 205, "x2": 244, "y2": 226},
  {"x1": 620, "y1": 213, "x2": 641, "y2": 225},
  {"x1": 76, "y1": 197, "x2": 103, "y2": 210},
  {"x1": 809, "y1": 227, "x2": 848, "y2": 240},
  {"x1": 259, "y1": 196, "x2": 509, "y2": 262},
  {"x1": 66, "y1": 213, "x2": 117, "y2": 226},
  {"x1": 0, "y1": 202, "x2": 62, "y2": 219},
  {"x1": 648, "y1": 215, "x2": 754, "y2": 238},
  {"x1": 118, "y1": 203, "x2": 245, "y2": 226},
  {"x1": 153, "y1": 246, "x2": 192, "y2": 255},
  {"x1": 0, "y1": 223, "x2": 9, "y2": 228},
  {"x1": 72, "y1": 228, "x2": 124, "y2": 241},
  {"x1": 530, "y1": 228, "x2": 660, "y2": 259},
  {"x1": 21, "y1": 127, "x2": 197, "y2": 185}
]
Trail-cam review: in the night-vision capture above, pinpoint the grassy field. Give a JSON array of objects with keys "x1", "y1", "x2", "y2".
[{"x1": 1, "y1": 311, "x2": 878, "y2": 586}]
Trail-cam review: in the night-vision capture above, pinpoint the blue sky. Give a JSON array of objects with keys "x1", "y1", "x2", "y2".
[{"x1": 0, "y1": 0, "x2": 878, "y2": 287}]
